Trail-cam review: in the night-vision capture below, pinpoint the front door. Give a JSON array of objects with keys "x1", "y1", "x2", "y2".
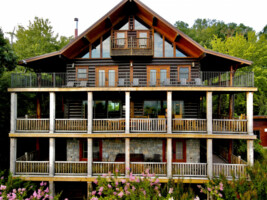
[{"x1": 172, "y1": 139, "x2": 186, "y2": 162}]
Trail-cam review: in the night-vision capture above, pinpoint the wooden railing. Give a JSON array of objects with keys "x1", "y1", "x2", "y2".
[
  {"x1": 130, "y1": 118, "x2": 166, "y2": 132},
  {"x1": 55, "y1": 119, "x2": 87, "y2": 132},
  {"x1": 130, "y1": 162, "x2": 167, "y2": 176},
  {"x1": 15, "y1": 161, "x2": 49, "y2": 175},
  {"x1": 92, "y1": 162, "x2": 125, "y2": 175},
  {"x1": 16, "y1": 119, "x2": 49, "y2": 132},
  {"x1": 231, "y1": 154, "x2": 247, "y2": 165},
  {"x1": 213, "y1": 164, "x2": 247, "y2": 177},
  {"x1": 172, "y1": 119, "x2": 207, "y2": 132},
  {"x1": 213, "y1": 119, "x2": 247, "y2": 133},
  {"x1": 172, "y1": 163, "x2": 207, "y2": 176},
  {"x1": 93, "y1": 119, "x2": 125, "y2": 132},
  {"x1": 55, "y1": 161, "x2": 87, "y2": 175}
]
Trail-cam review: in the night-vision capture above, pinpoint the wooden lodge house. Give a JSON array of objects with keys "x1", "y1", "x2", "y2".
[{"x1": 9, "y1": 0, "x2": 257, "y2": 197}]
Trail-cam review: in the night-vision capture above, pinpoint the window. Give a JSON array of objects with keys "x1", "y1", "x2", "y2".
[
  {"x1": 176, "y1": 48, "x2": 186, "y2": 57},
  {"x1": 79, "y1": 139, "x2": 102, "y2": 161},
  {"x1": 102, "y1": 36, "x2": 111, "y2": 58},
  {"x1": 137, "y1": 31, "x2": 149, "y2": 48},
  {"x1": 154, "y1": 32, "x2": 163, "y2": 57},
  {"x1": 76, "y1": 67, "x2": 88, "y2": 80},
  {"x1": 134, "y1": 19, "x2": 148, "y2": 30},
  {"x1": 94, "y1": 101, "x2": 106, "y2": 118},
  {"x1": 144, "y1": 101, "x2": 161, "y2": 118},
  {"x1": 115, "y1": 31, "x2": 127, "y2": 48},
  {"x1": 178, "y1": 66, "x2": 190, "y2": 81},
  {"x1": 164, "y1": 39, "x2": 173, "y2": 57},
  {"x1": 91, "y1": 39, "x2": 101, "y2": 58}
]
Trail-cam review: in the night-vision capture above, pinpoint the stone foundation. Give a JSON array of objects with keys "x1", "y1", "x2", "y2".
[{"x1": 186, "y1": 139, "x2": 200, "y2": 163}]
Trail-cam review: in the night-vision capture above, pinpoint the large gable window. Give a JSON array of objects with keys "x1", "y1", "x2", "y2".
[
  {"x1": 164, "y1": 39, "x2": 173, "y2": 57},
  {"x1": 154, "y1": 32, "x2": 163, "y2": 57}
]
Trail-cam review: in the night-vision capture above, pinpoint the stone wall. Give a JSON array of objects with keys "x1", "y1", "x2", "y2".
[
  {"x1": 66, "y1": 138, "x2": 200, "y2": 163},
  {"x1": 186, "y1": 139, "x2": 200, "y2": 163},
  {"x1": 66, "y1": 139, "x2": 79, "y2": 161}
]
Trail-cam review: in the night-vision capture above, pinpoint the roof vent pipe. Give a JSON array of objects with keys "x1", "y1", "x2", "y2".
[{"x1": 74, "y1": 18, "x2": 79, "y2": 38}]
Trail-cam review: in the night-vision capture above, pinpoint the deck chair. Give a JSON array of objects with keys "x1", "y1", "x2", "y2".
[
  {"x1": 174, "y1": 114, "x2": 183, "y2": 130},
  {"x1": 118, "y1": 78, "x2": 125, "y2": 87},
  {"x1": 180, "y1": 78, "x2": 187, "y2": 85},
  {"x1": 79, "y1": 81, "x2": 87, "y2": 87},
  {"x1": 132, "y1": 78, "x2": 139, "y2": 86},
  {"x1": 66, "y1": 81, "x2": 74, "y2": 87},
  {"x1": 195, "y1": 78, "x2": 202, "y2": 86}
]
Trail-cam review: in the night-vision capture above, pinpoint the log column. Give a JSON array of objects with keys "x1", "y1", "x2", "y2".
[
  {"x1": 167, "y1": 92, "x2": 172, "y2": 134},
  {"x1": 125, "y1": 138, "x2": 130, "y2": 175},
  {"x1": 49, "y1": 181, "x2": 55, "y2": 198},
  {"x1": 246, "y1": 92, "x2": 254, "y2": 166},
  {"x1": 125, "y1": 92, "x2": 130, "y2": 134},
  {"x1": 206, "y1": 92, "x2": 213, "y2": 177},
  {"x1": 10, "y1": 138, "x2": 17, "y2": 175},
  {"x1": 167, "y1": 138, "x2": 172, "y2": 178},
  {"x1": 87, "y1": 92, "x2": 93, "y2": 176},
  {"x1": 10, "y1": 93, "x2": 17, "y2": 133},
  {"x1": 49, "y1": 92, "x2": 56, "y2": 133},
  {"x1": 49, "y1": 138, "x2": 55, "y2": 176}
]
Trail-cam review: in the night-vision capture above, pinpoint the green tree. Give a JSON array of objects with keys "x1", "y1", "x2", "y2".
[
  {"x1": 0, "y1": 28, "x2": 17, "y2": 73},
  {"x1": 13, "y1": 17, "x2": 72, "y2": 60},
  {"x1": 210, "y1": 32, "x2": 267, "y2": 115}
]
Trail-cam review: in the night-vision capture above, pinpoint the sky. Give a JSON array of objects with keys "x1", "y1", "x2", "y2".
[{"x1": 1, "y1": 0, "x2": 266, "y2": 40}]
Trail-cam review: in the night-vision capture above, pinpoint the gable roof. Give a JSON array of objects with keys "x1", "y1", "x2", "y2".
[{"x1": 19, "y1": 0, "x2": 252, "y2": 67}]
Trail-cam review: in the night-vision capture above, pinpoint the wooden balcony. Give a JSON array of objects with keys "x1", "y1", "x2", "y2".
[
  {"x1": 110, "y1": 37, "x2": 153, "y2": 57},
  {"x1": 14, "y1": 118, "x2": 248, "y2": 134},
  {"x1": 10, "y1": 71, "x2": 254, "y2": 88},
  {"x1": 15, "y1": 161, "x2": 247, "y2": 178}
]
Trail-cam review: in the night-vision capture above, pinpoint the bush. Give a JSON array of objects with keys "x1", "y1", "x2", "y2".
[
  {"x1": 90, "y1": 169, "x2": 195, "y2": 200},
  {"x1": 0, "y1": 171, "x2": 61, "y2": 200}
]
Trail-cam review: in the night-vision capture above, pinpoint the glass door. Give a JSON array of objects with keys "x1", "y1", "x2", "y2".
[
  {"x1": 98, "y1": 70, "x2": 105, "y2": 87},
  {"x1": 108, "y1": 70, "x2": 115, "y2": 86},
  {"x1": 172, "y1": 139, "x2": 186, "y2": 162},
  {"x1": 150, "y1": 69, "x2": 157, "y2": 86}
]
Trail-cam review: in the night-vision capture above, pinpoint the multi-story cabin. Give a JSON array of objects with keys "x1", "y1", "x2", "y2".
[{"x1": 9, "y1": 0, "x2": 257, "y2": 198}]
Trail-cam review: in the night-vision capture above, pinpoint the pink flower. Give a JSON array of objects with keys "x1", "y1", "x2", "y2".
[
  {"x1": 113, "y1": 192, "x2": 117, "y2": 195},
  {"x1": 0, "y1": 177, "x2": 4, "y2": 180},
  {"x1": 135, "y1": 178, "x2": 140, "y2": 183},
  {"x1": 194, "y1": 196, "x2": 200, "y2": 200},
  {"x1": 208, "y1": 187, "x2": 211, "y2": 192},
  {"x1": 22, "y1": 188, "x2": 26, "y2": 192},
  {"x1": 33, "y1": 191, "x2": 37, "y2": 197},
  {"x1": 44, "y1": 187, "x2": 49, "y2": 193},
  {"x1": 108, "y1": 184, "x2": 112, "y2": 189},
  {"x1": 219, "y1": 182, "x2": 224, "y2": 191},
  {"x1": 143, "y1": 190, "x2": 146, "y2": 195},
  {"x1": 132, "y1": 186, "x2": 136, "y2": 191},
  {"x1": 118, "y1": 191, "x2": 124, "y2": 198},
  {"x1": 145, "y1": 169, "x2": 150, "y2": 174},
  {"x1": 197, "y1": 185, "x2": 202, "y2": 188},
  {"x1": 155, "y1": 178, "x2": 159, "y2": 184},
  {"x1": 200, "y1": 189, "x2": 203, "y2": 193},
  {"x1": 115, "y1": 169, "x2": 119, "y2": 173},
  {"x1": 40, "y1": 181, "x2": 44, "y2": 186},
  {"x1": 116, "y1": 188, "x2": 120, "y2": 191},
  {"x1": 98, "y1": 191, "x2": 102, "y2": 196},
  {"x1": 219, "y1": 193, "x2": 223, "y2": 197},
  {"x1": 115, "y1": 181, "x2": 119, "y2": 186},
  {"x1": 93, "y1": 179, "x2": 98, "y2": 184},
  {"x1": 126, "y1": 191, "x2": 130, "y2": 195},
  {"x1": 91, "y1": 191, "x2": 96, "y2": 195},
  {"x1": 99, "y1": 186, "x2": 104, "y2": 192},
  {"x1": 169, "y1": 188, "x2": 173, "y2": 194},
  {"x1": 91, "y1": 197, "x2": 98, "y2": 200},
  {"x1": 121, "y1": 179, "x2": 126, "y2": 184},
  {"x1": 13, "y1": 189, "x2": 16, "y2": 193},
  {"x1": 126, "y1": 167, "x2": 130, "y2": 171},
  {"x1": 154, "y1": 186, "x2": 158, "y2": 190}
]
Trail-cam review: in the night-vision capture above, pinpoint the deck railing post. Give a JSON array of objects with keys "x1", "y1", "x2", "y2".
[
  {"x1": 10, "y1": 93, "x2": 17, "y2": 133},
  {"x1": 49, "y1": 92, "x2": 56, "y2": 133}
]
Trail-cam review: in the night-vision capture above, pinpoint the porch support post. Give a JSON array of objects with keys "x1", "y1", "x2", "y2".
[
  {"x1": 207, "y1": 139, "x2": 213, "y2": 178},
  {"x1": 10, "y1": 138, "x2": 17, "y2": 175},
  {"x1": 229, "y1": 94, "x2": 234, "y2": 119},
  {"x1": 246, "y1": 92, "x2": 253, "y2": 135},
  {"x1": 88, "y1": 92, "x2": 93, "y2": 134},
  {"x1": 247, "y1": 140, "x2": 254, "y2": 166},
  {"x1": 49, "y1": 181, "x2": 55, "y2": 198},
  {"x1": 167, "y1": 138, "x2": 172, "y2": 178},
  {"x1": 49, "y1": 92, "x2": 56, "y2": 133},
  {"x1": 206, "y1": 92, "x2": 212, "y2": 134},
  {"x1": 10, "y1": 93, "x2": 17, "y2": 133},
  {"x1": 125, "y1": 92, "x2": 130, "y2": 134},
  {"x1": 49, "y1": 138, "x2": 55, "y2": 176},
  {"x1": 167, "y1": 92, "x2": 172, "y2": 134},
  {"x1": 87, "y1": 138, "x2": 93, "y2": 177},
  {"x1": 87, "y1": 182, "x2": 93, "y2": 198},
  {"x1": 125, "y1": 138, "x2": 130, "y2": 174}
]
